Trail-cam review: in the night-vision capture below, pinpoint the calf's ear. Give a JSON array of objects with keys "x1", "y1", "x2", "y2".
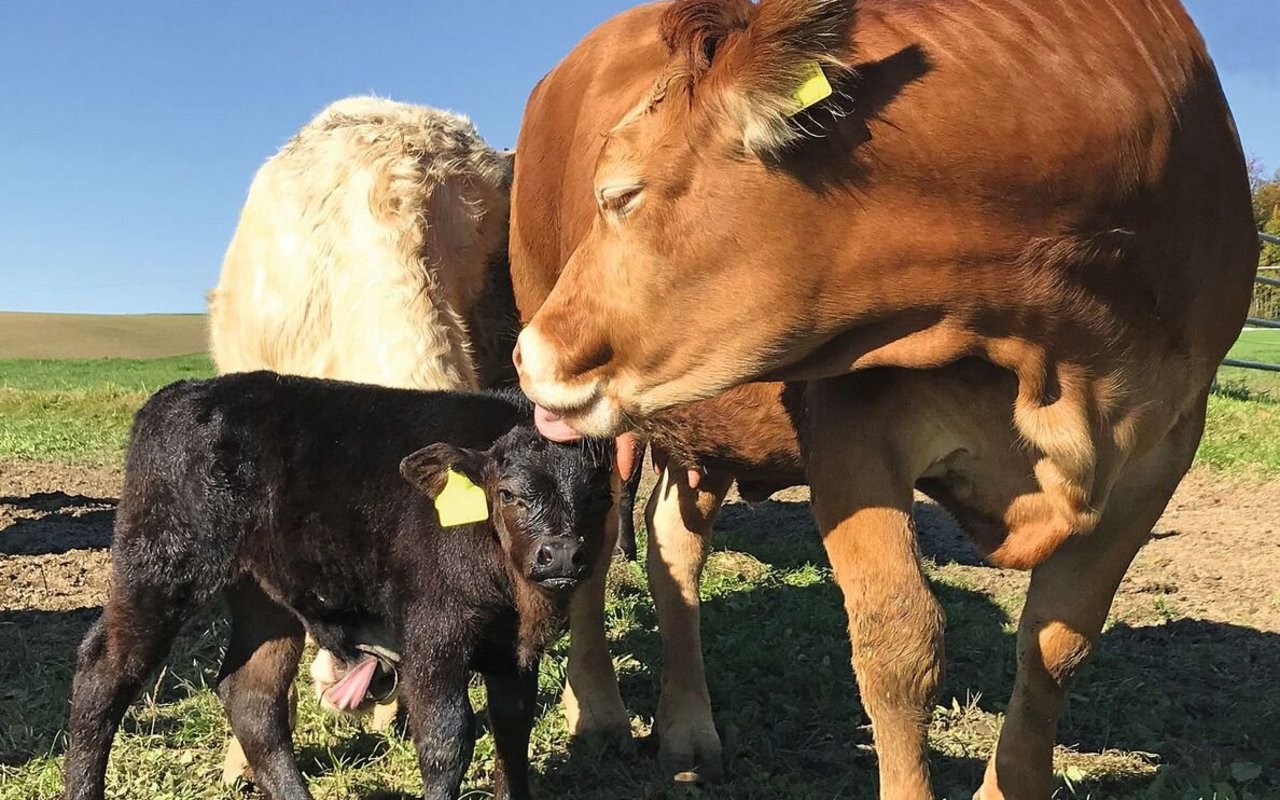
[{"x1": 400, "y1": 443, "x2": 490, "y2": 498}]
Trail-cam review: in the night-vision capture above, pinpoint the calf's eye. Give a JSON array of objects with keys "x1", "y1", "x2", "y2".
[{"x1": 498, "y1": 489, "x2": 515, "y2": 504}]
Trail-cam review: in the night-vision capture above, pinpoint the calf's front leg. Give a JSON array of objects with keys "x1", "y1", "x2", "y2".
[
  {"x1": 401, "y1": 620, "x2": 476, "y2": 800},
  {"x1": 484, "y1": 664, "x2": 540, "y2": 800}
]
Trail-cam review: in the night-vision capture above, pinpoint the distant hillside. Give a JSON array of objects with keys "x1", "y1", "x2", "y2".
[{"x1": 0, "y1": 312, "x2": 208, "y2": 359}]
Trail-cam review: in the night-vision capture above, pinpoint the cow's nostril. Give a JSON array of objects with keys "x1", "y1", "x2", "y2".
[
  {"x1": 571, "y1": 547, "x2": 587, "y2": 568},
  {"x1": 536, "y1": 544, "x2": 554, "y2": 566},
  {"x1": 512, "y1": 341, "x2": 523, "y2": 372}
]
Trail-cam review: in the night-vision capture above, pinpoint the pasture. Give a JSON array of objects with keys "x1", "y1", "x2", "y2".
[
  {"x1": 1, "y1": 352, "x2": 1278, "y2": 799},
  {"x1": 0, "y1": 313, "x2": 208, "y2": 360}
]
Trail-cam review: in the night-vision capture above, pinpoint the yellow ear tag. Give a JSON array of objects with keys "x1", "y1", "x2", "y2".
[
  {"x1": 434, "y1": 469, "x2": 489, "y2": 527},
  {"x1": 790, "y1": 60, "x2": 833, "y2": 115}
]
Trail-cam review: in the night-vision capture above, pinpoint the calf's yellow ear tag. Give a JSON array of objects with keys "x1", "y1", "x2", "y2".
[
  {"x1": 434, "y1": 469, "x2": 489, "y2": 527},
  {"x1": 790, "y1": 60, "x2": 833, "y2": 115}
]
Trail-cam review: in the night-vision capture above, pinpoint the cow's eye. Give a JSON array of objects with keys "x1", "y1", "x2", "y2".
[
  {"x1": 597, "y1": 183, "x2": 643, "y2": 217},
  {"x1": 498, "y1": 489, "x2": 516, "y2": 505}
]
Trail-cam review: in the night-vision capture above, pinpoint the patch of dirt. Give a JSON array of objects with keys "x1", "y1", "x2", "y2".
[
  {"x1": 0, "y1": 461, "x2": 120, "y2": 611},
  {"x1": 4, "y1": 459, "x2": 1277, "y2": 634},
  {"x1": 1124, "y1": 470, "x2": 1280, "y2": 632},
  {"x1": 741, "y1": 469, "x2": 1280, "y2": 634}
]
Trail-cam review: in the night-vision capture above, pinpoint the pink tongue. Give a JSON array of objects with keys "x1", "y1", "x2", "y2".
[
  {"x1": 323, "y1": 655, "x2": 379, "y2": 713},
  {"x1": 533, "y1": 406, "x2": 639, "y2": 481},
  {"x1": 534, "y1": 405, "x2": 583, "y2": 443}
]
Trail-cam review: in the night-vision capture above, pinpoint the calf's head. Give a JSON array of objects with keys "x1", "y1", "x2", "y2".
[
  {"x1": 401, "y1": 425, "x2": 613, "y2": 591},
  {"x1": 515, "y1": 0, "x2": 858, "y2": 438}
]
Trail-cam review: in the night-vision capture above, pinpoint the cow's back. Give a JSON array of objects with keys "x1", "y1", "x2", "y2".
[
  {"x1": 510, "y1": 0, "x2": 1257, "y2": 490},
  {"x1": 211, "y1": 97, "x2": 514, "y2": 391}
]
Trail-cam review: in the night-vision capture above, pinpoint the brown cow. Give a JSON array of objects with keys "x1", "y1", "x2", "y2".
[{"x1": 510, "y1": 1, "x2": 1257, "y2": 797}]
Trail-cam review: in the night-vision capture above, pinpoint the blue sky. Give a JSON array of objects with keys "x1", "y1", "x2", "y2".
[{"x1": 1, "y1": 0, "x2": 1276, "y2": 314}]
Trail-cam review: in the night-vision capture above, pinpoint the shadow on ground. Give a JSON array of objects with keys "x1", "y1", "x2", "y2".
[
  {"x1": 0, "y1": 491, "x2": 115, "y2": 555},
  {"x1": 3, "y1": 496, "x2": 1276, "y2": 798},
  {"x1": 538, "y1": 498, "x2": 1279, "y2": 799}
]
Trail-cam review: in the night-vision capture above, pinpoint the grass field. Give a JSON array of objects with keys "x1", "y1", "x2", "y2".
[
  {"x1": 0, "y1": 312, "x2": 208, "y2": 360},
  {"x1": 2, "y1": 354, "x2": 1278, "y2": 799},
  {"x1": 2, "y1": 352, "x2": 1276, "y2": 476},
  {"x1": 0, "y1": 355, "x2": 215, "y2": 463},
  {"x1": 1219, "y1": 328, "x2": 1280, "y2": 395}
]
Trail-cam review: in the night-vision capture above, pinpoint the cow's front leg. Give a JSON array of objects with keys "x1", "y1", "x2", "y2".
[
  {"x1": 806, "y1": 380, "x2": 943, "y2": 800},
  {"x1": 401, "y1": 622, "x2": 474, "y2": 800},
  {"x1": 646, "y1": 463, "x2": 732, "y2": 780},
  {"x1": 563, "y1": 474, "x2": 630, "y2": 744}
]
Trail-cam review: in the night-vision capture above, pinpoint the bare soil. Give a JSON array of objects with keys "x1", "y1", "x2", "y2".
[
  {"x1": 746, "y1": 469, "x2": 1280, "y2": 635},
  {"x1": 4, "y1": 460, "x2": 1277, "y2": 628},
  {"x1": 2, "y1": 459, "x2": 1277, "y2": 795}
]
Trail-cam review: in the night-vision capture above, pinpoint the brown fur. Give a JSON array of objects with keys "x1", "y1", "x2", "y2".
[{"x1": 510, "y1": 0, "x2": 1256, "y2": 794}]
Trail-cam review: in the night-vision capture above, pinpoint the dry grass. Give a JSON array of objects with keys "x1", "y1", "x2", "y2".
[{"x1": 0, "y1": 312, "x2": 207, "y2": 359}]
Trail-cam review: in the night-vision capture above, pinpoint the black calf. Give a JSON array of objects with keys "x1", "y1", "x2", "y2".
[{"x1": 62, "y1": 372, "x2": 612, "y2": 800}]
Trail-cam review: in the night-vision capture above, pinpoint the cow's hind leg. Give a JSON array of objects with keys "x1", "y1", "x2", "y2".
[
  {"x1": 217, "y1": 581, "x2": 309, "y2": 799},
  {"x1": 977, "y1": 396, "x2": 1205, "y2": 800},
  {"x1": 646, "y1": 463, "x2": 732, "y2": 780},
  {"x1": 805, "y1": 377, "x2": 944, "y2": 800},
  {"x1": 62, "y1": 587, "x2": 189, "y2": 800},
  {"x1": 563, "y1": 475, "x2": 631, "y2": 744}
]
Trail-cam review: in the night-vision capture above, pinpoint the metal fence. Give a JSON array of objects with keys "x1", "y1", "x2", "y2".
[{"x1": 1221, "y1": 232, "x2": 1280, "y2": 374}]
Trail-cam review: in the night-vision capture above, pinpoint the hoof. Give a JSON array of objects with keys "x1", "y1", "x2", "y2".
[
  {"x1": 563, "y1": 678, "x2": 632, "y2": 750},
  {"x1": 658, "y1": 723, "x2": 724, "y2": 783},
  {"x1": 220, "y1": 737, "x2": 252, "y2": 786},
  {"x1": 369, "y1": 699, "x2": 400, "y2": 732},
  {"x1": 571, "y1": 717, "x2": 636, "y2": 754}
]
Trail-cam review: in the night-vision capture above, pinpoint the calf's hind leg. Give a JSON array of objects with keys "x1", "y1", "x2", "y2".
[
  {"x1": 63, "y1": 587, "x2": 190, "y2": 800},
  {"x1": 217, "y1": 581, "x2": 308, "y2": 799},
  {"x1": 977, "y1": 397, "x2": 1206, "y2": 800}
]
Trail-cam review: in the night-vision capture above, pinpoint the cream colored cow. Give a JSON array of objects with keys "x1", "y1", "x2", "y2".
[
  {"x1": 209, "y1": 96, "x2": 513, "y2": 783},
  {"x1": 210, "y1": 95, "x2": 513, "y2": 392}
]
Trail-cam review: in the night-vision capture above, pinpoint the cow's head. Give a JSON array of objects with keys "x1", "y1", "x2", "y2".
[{"x1": 516, "y1": 0, "x2": 857, "y2": 437}]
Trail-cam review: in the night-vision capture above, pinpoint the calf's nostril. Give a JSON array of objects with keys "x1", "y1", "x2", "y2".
[
  {"x1": 571, "y1": 547, "x2": 587, "y2": 568},
  {"x1": 536, "y1": 544, "x2": 555, "y2": 567},
  {"x1": 512, "y1": 341, "x2": 523, "y2": 372}
]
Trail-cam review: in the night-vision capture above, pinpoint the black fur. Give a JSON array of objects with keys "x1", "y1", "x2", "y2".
[{"x1": 61, "y1": 371, "x2": 612, "y2": 800}]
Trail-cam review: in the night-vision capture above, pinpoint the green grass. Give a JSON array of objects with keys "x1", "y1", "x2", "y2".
[
  {"x1": 2, "y1": 352, "x2": 1277, "y2": 475},
  {"x1": 1198, "y1": 392, "x2": 1280, "y2": 475},
  {"x1": 1219, "y1": 328, "x2": 1280, "y2": 396},
  {"x1": 2, "y1": 537, "x2": 1275, "y2": 799},
  {"x1": 0, "y1": 355, "x2": 214, "y2": 464},
  {"x1": 1, "y1": 355, "x2": 1278, "y2": 798}
]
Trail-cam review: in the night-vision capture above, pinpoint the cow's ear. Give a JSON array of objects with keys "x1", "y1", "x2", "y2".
[
  {"x1": 660, "y1": 0, "x2": 754, "y2": 82},
  {"x1": 714, "y1": 0, "x2": 857, "y2": 155},
  {"x1": 400, "y1": 443, "x2": 490, "y2": 498}
]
